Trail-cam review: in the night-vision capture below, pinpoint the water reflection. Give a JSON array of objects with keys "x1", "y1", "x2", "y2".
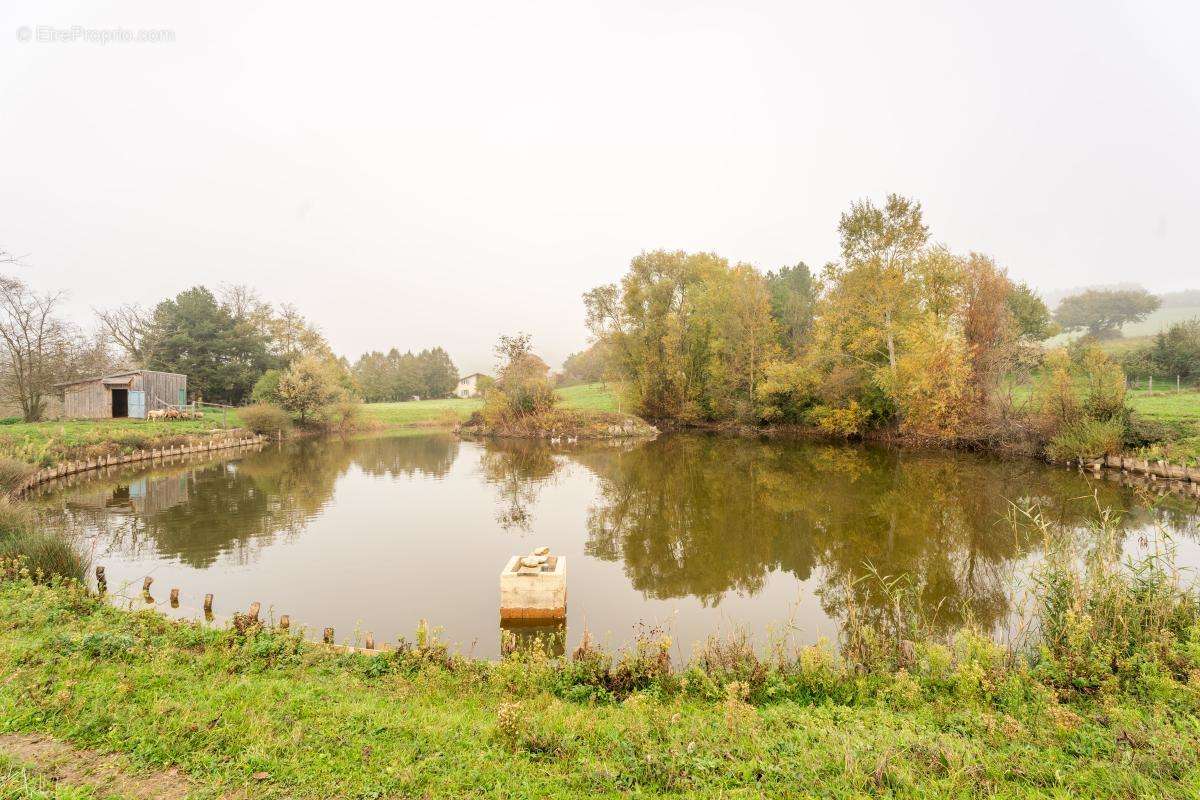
[
  {"x1": 42, "y1": 434, "x2": 461, "y2": 567},
  {"x1": 576, "y1": 437, "x2": 1196, "y2": 633},
  {"x1": 34, "y1": 431, "x2": 1199, "y2": 655}
]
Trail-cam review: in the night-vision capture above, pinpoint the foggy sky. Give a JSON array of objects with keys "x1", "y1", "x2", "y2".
[{"x1": 2, "y1": 1, "x2": 1197, "y2": 374}]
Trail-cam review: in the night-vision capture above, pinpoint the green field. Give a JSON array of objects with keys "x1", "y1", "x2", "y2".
[
  {"x1": 1046, "y1": 305, "x2": 1200, "y2": 352},
  {"x1": 361, "y1": 383, "x2": 619, "y2": 428},
  {"x1": 0, "y1": 408, "x2": 241, "y2": 467}
]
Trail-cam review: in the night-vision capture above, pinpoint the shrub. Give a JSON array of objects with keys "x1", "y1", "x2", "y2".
[
  {"x1": 1034, "y1": 346, "x2": 1130, "y2": 459},
  {"x1": 0, "y1": 498, "x2": 86, "y2": 582},
  {"x1": 805, "y1": 401, "x2": 869, "y2": 437},
  {"x1": 1045, "y1": 418, "x2": 1124, "y2": 462},
  {"x1": 0, "y1": 497, "x2": 33, "y2": 541},
  {"x1": 1027, "y1": 507, "x2": 1200, "y2": 696},
  {"x1": 238, "y1": 404, "x2": 292, "y2": 437},
  {"x1": 320, "y1": 400, "x2": 363, "y2": 432},
  {"x1": 755, "y1": 360, "x2": 818, "y2": 423},
  {"x1": 0, "y1": 458, "x2": 34, "y2": 494},
  {"x1": 251, "y1": 369, "x2": 283, "y2": 404}
]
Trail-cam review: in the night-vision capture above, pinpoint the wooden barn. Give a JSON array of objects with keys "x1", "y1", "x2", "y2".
[{"x1": 58, "y1": 370, "x2": 187, "y2": 419}]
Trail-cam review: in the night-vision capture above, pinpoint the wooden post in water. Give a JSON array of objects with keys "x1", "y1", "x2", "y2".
[
  {"x1": 279, "y1": 614, "x2": 290, "y2": 631},
  {"x1": 95, "y1": 566, "x2": 106, "y2": 593},
  {"x1": 247, "y1": 602, "x2": 261, "y2": 623},
  {"x1": 364, "y1": 634, "x2": 375, "y2": 651},
  {"x1": 323, "y1": 627, "x2": 334, "y2": 644},
  {"x1": 169, "y1": 588, "x2": 179, "y2": 607},
  {"x1": 203, "y1": 593, "x2": 213, "y2": 612},
  {"x1": 142, "y1": 576, "x2": 153, "y2": 593}
]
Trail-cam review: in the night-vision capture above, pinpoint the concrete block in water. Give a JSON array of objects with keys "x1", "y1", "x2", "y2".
[{"x1": 500, "y1": 555, "x2": 566, "y2": 620}]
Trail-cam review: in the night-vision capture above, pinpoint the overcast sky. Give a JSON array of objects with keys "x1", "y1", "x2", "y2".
[{"x1": 1, "y1": 2, "x2": 1197, "y2": 374}]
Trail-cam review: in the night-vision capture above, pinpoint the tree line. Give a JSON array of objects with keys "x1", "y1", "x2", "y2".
[
  {"x1": 0, "y1": 252, "x2": 461, "y2": 421},
  {"x1": 582, "y1": 194, "x2": 1131, "y2": 452},
  {"x1": 350, "y1": 348, "x2": 458, "y2": 403}
]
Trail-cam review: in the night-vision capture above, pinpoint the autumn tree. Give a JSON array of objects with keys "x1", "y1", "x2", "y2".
[
  {"x1": 698, "y1": 263, "x2": 780, "y2": 416},
  {"x1": 1054, "y1": 288, "x2": 1160, "y2": 339},
  {"x1": 585, "y1": 250, "x2": 781, "y2": 420},
  {"x1": 276, "y1": 354, "x2": 343, "y2": 423},
  {"x1": 560, "y1": 342, "x2": 609, "y2": 385},
  {"x1": 488, "y1": 332, "x2": 555, "y2": 419},
  {"x1": 822, "y1": 194, "x2": 931, "y2": 376}
]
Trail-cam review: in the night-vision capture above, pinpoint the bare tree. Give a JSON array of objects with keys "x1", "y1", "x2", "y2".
[
  {"x1": 95, "y1": 302, "x2": 150, "y2": 364},
  {"x1": 0, "y1": 275, "x2": 77, "y2": 421},
  {"x1": 219, "y1": 283, "x2": 263, "y2": 318}
]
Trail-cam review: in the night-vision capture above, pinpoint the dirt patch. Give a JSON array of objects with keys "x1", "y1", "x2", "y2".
[{"x1": 0, "y1": 732, "x2": 199, "y2": 799}]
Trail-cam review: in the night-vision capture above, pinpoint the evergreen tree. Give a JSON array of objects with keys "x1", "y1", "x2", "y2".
[{"x1": 143, "y1": 286, "x2": 270, "y2": 404}]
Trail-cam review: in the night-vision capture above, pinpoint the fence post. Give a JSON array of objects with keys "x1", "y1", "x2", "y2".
[{"x1": 1149, "y1": 375, "x2": 1153, "y2": 392}]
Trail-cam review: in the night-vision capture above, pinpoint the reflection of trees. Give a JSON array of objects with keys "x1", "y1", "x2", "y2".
[
  {"x1": 478, "y1": 440, "x2": 561, "y2": 532},
  {"x1": 572, "y1": 435, "x2": 1198, "y2": 634},
  {"x1": 36, "y1": 434, "x2": 462, "y2": 568},
  {"x1": 575, "y1": 437, "x2": 819, "y2": 606},
  {"x1": 349, "y1": 433, "x2": 459, "y2": 480}
]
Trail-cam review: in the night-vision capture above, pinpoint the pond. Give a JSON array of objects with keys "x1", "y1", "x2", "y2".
[{"x1": 33, "y1": 432, "x2": 1200, "y2": 659}]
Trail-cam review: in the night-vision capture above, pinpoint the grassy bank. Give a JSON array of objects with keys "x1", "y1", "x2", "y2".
[
  {"x1": 2, "y1": 515, "x2": 1199, "y2": 798},
  {"x1": 0, "y1": 408, "x2": 241, "y2": 468}
]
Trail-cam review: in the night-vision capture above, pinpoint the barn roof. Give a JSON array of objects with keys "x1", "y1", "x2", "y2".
[{"x1": 54, "y1": 369, "x2": 186, "y2": 388}]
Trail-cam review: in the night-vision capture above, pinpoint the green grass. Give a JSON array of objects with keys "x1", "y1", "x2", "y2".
[
  {"x1": 362, "y1": 383, "x2": 620, "y2": 429},
  {"x1": 0, "y1": 408, "x2": 241, "y2": 467},
  {"x1": 2, "y1": 548, "x2": 1198, "y2": 799},
  {"x1": 361, "y1": 396, "x2": 482, "y2": 427},
  {"x1": 555, "y1": 382, "x2": 620, "y2": 412}
]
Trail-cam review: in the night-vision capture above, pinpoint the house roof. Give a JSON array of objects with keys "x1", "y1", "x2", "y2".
[{"x1": 458, "y1": 373, "x2": 490, "y2": 382}]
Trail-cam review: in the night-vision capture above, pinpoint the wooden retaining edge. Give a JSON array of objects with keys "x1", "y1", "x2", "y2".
[
  {"x1": 1084, "y1": 454, "x2": 1200, "y2": 497},
  {"x1": 15, "y1": 434, "x2": 270, "y2": 497},
  {"x1": 100, "y1": 580, "x2": 393, "y2": 657}
]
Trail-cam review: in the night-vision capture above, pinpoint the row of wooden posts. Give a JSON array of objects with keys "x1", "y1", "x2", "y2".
[
  {"x1": 1086, "y1": 454, "x2": 1200, "y2": 493},
  {"x1": 16, "y1": 434, "x2": 270, "y2": 496},
  {"x1": 96, "y1": 566, "x2": 378, "y2": 651}
]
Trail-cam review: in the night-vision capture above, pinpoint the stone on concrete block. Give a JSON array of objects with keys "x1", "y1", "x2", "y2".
[{"x1": 500, "y1": 555, "x2": 566, "y2": 620}]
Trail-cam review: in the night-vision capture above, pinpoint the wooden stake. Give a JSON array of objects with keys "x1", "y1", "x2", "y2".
[
  {"x1": 365, "y1": 634, "x2": 375, "y2": 650},
  {"x1": 95, "y1": 566, "x2": 106, "y2": 592},
  {"x1": 323, "y1": 627, "x2": 334, "y2": 644},
  {"x1": 279, "y1": 614, "x2": 290, "y2": 631},
  {"x1": 142, "y1": 576, "x2": 153, "y2": 592},
  {"x1": 203, "y1": 593, "x2": 213, "y2": 612},
  {"x1": 247, "y1": 601, "x2": 261, "y2": 623},
  {"x1": 169, "y1": 588, "x2": 179, "y2": 606}
]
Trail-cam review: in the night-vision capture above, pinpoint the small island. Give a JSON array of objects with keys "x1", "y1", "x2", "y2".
[{"x1": 456, "y1": 333, "x2": 657, "y2": 440}]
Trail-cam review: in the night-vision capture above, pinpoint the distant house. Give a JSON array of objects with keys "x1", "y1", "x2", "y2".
[
  {"x1": 454, "y1": 373, "x2": 489, "y2": 399},
  {"x1": 57, "y1": 370, "x2": 187, "y2": 419}
]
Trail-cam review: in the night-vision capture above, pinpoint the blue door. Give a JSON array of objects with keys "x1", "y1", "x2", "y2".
[{"x1": 129, "y1": 390, "x2": 146, "y2": 419}]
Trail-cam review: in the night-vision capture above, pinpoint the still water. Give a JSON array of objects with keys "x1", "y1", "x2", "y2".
[{"x1": 34, "y1": 432, "x2": 1200, "y2": 658}]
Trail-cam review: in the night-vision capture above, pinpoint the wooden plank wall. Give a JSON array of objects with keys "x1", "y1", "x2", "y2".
[
  {"x1": 63, "y1": 382, "x2": 112, "y2": 419},
  {"x1": 142, "y1": 371, "x2": 186, "y2": 409}
]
